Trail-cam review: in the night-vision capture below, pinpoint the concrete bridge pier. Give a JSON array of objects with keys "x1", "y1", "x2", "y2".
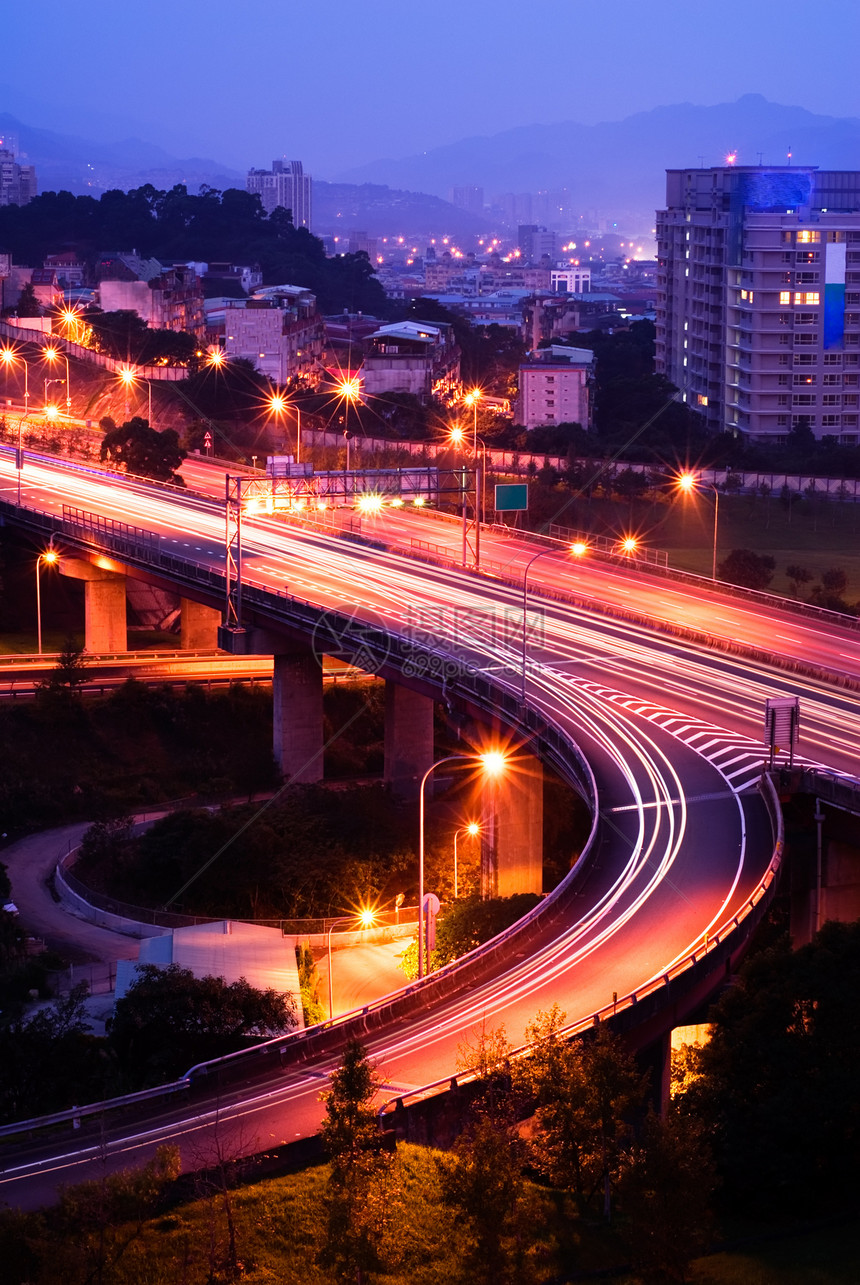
[
  {"x1": 273, "y1": 646, "x2": 325, "y2": 783},
  {"x1": 58, "y1": 558, "x2": 127, "y2": 652},
  {"x1": 481, "y1": 753, "x2": 544, "y2": 897},
  {"x1": 383, "y1": 682, "x2": 435, "y2": 799},
  {"x1": 180, "y1": 598, "x2": 221, "y2": 650}
]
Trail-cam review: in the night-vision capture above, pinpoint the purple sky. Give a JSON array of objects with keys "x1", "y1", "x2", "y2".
[{"x1": 5, "y1": 0, "x2": 860, "y2": 178}]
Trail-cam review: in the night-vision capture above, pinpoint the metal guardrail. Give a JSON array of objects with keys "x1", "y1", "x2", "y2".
[{"x1": 0, "y1": 485, "x2": 787, "y2": 1144}]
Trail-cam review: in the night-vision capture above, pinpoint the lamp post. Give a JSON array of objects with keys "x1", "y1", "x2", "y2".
[
  {"x1": 418, "y1": 752, "x2": 506, "y2": 978},
  {"x1": 521, "y1": 544, "x2": 584, "y2": 705},
  {"x1": 452, "y1": 821, "x2": 480, "y2": 900},
  {"x1": 326, "y1": 908, "x2": 376, "y2": 1019},
  {"x1": 36, "y1": 541, "x2": 59, "y2": 655},
  {"x1": 677, "y1": 471, "x2": 720, "y2": 581},
  {"x1": 43, "y1": 345, "x2": 71, "y2": 413},
  {"x1": 1, "y1": 349, "x2": 29, "y2": 504}
]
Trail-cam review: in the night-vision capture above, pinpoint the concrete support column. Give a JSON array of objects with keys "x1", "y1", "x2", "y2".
[
  {"x1": 58, "y1": 558, "x2": 127, "y2": 653},
  {"x1": 383, "y1": 682, "x2": 435, "y2": 799},
  {"x1": 273, "y1": 647, "x2": 324, "y2": 783},
  {"x1": 180, "y1": 598, "x2": 222, "y2": 650},
  {"x1": 481, "y1": 753, "x2": 543, "y2": 897}
]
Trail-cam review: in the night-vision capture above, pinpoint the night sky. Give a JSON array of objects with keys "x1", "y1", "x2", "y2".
[{"x1": 5, "y1": 0, "x2": 860, "y2": 177}]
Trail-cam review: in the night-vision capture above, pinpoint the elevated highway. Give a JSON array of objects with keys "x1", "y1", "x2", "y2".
[{"x1": 0, "y1": 446, "x2": 856, "y2": 1208}]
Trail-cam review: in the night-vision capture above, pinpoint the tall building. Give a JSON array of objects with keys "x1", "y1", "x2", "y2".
[
  {"x1": 516, "y1": 345, "x2": 594, "y2": 430},
  {"x1": 0, "y1": 146, "x2": 36, "y2": 207},
  {"x1": 246, "y1": 159, "x2": 312, "y2": 229},
  {"x1": 656, "y1": 165, "x2": 860, "y2": 445},
  {"x1": 450, "y1": 185, "x2": 484, "y2": 215}
]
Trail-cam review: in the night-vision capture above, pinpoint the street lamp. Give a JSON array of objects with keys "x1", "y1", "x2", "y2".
[
  {"x1": 452, "y1": 821, "x2": 480, "y2": 900},
  {"x1": 43, "y1": 345, "x2": 71, "y2": 413},
  {"x1": 326, "y1": 907, "x2": 376, "y2": 1019},
  {"x1": 2, "y1": 349, "x2": 30, "y2": 505},
  {"x1": 521, "y1": 544, "x2": 586, "y2": 705},
  {"x1": 36, "y1": 541, "x2": 59, "y2": 655},
  {"x1": 418, "y1": 752, "x2": 507, "y2": 978},
  {"x1": 677, "y1": 470, "x2": 720, "y2": 581},
  {"x1": 449, "y1": 422, "x2": 488, "y2": 568}
]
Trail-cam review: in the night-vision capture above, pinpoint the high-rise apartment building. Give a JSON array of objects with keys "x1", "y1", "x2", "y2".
[
  {"x1": 656, "y1": 165, "x2": 860, "y2": 444},
  {"x1": 247, "y1": 159, "x2": 312, "y2": 229},
  {"x1": 0, "y1": 146, "x2": 36, "y2": 207}
]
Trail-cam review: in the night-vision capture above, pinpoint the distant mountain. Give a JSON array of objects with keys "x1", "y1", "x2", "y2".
[
  {"x1": 334, "y1": 95, "x2": 860, "y2": 221},
  {"x1": 0, "y1": 112, "x2": 243, "y2": 195},
  {"x1": 314, "y1": 181, "x2": 485, "y2": 237}
]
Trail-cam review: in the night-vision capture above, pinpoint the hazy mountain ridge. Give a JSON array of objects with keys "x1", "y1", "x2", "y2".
[{"x1": 334, "y1": 95, "x2": 860, "y2": 216}]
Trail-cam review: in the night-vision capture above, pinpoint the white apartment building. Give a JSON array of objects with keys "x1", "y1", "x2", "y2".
[
  {"x1": 550, "y1": 267, "x2": 592, "y2": 294},
  {"x1": 657, "y1": 165, "x2": 860, "y2": 444},
  {"x1": 224, "y1": 285, "x2": 324, "y2": 384},
  {"x1": 246, "y1": 159, "x2": 312, "y2": 229},
  {"x1": 0, "y1": 147, "x2": 36, "y2": 207},
  {"x1": 516, "y1": 345, "x2": 594, "y2": 430}
]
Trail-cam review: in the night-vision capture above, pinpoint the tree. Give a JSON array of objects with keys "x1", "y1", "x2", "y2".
[
  {"x1": 678, "y1": 923, "x2": 860, "y2": 1215},
  {"x1": 319, "y1": 1038, "x2": 399, "y2": 1283},
  {"x1": 785, "y1": 563, "x2": 812, "y2": 597},
  {"x1": 15, "y1": 281, "x2": 41, "y2": 317},
  {"x1": 620, "y1": 1108, "x2": 716, "y2": 1283},
  {"x1": 107, "y1": 964, "x2": 296, "y2": 1084},
  {"x1": 513, "y1": 1005, "x2": 647, "y2": 1218},
  {"x1": 716, "y1": 547, "x2": 776, "y2": 591},
  {"x1": 99, "y1": 415, "x2": 186, "y2": 483}
]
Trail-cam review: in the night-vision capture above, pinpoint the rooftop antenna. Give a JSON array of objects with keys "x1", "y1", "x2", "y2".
[
  {"x1": 698, "y1": 154, "x2": 705, "y2": 169},
  {"x1": 787, "y1": 145, "x2": 793, "y2": 166},
  {"x1": 757, "y1": 152, "x2": 764, "y2": 166}
]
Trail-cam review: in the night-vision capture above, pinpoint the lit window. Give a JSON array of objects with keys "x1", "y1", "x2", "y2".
[
  {"x1": 794, "y1": 292, "x2": 820, "y2": 306},
  {"x1": 697, "y1": 394, "x2": 709, "y2": 406},
  {"x1": 779, "y1": 291, "x2": 791, "y2": 305},
  {"x1": 797, "y1": 230, "x2": 821, "y2": 244}
]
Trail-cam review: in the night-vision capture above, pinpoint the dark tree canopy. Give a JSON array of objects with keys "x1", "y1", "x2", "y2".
[
  {"x1": 0, "y1": 184, "x2": 388, "y2": 316},
  {"x1": 99, "y1": 415, "x2": 186, "y2": 483},
  {"x1": 716, "y1": 547, "x2": 776, "y2": 591}
]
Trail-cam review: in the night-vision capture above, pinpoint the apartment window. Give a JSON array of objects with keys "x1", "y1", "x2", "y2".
[
  {"x1": 847, "y1": 293, "x2": 860, "y2": 305},
  {"x1": 777, "y1": 395, "x2": 789, "y2": 406},
  {"x1": 796, "y1": 252, "x2": 820, "y2": 264},
  {"x1": 793, "y1": 394, "x2": 816, "y2": 405},
  {"x1": 792, "y1": 414, "x2": 816, "y2": 426},
  {"x1": 794, "y1": 292, "x2": 820, "y2": 305},
  {"x1": 822, "y1": 414, "x2": 841, "y2": 427},
  {"x1": 546, "y1": 399, "x2": 555, "y2": 407},
  {"x1": 794, "y1": 353, "x2": 816, "y2": 364},
  {"x1": 822, "y1": 394, "x2": 841, "y2": 406},
  {"x1": 797, "y1": 230, "x2": 821, "y2": 243},
  {"x1": 793, "y1": 374, "x2": 816, "y2": 385},
  {"x1": 823, "y1": 374, "x2": 842, "y2": 385},
  {"x1": 846, "y1": 354, "x2": 860, "y2": 364},
  {"x1": 795, "y1": 273, "x2": 819, "y2": 285},
  {"x1": 778, "y1": 374, "x2": 790, "y2": 385},
  {"x1": 844, "y1": 374, "x2": 859, "y2": 386},
  {"x1": 778, "y1": 354, "x2": 789, "y2": 366},
  {"x1": 778, "y1": 313, "x2": 792, "y2": 325},
  {"x1": 796, "y1": 313, "x2": 818, "y2": 325},
  {"x1": 794, "y1": 333, "x2": 818, "y2": 344},
  {"x1": 545, "y1": 375, "x2": 555, "y2": 383},
  {"x1": 824, "y1": 353, "x2": 843, "y2": 364},
  {"x1": 779, "y1": 334, "x2": 791, "y2": 345},
  {"x1": 779, "y1": 291, "x2": 791, "y2": 305},
  {"x1": 846, "y1": 314, "x2": 860, "y2": 326}
]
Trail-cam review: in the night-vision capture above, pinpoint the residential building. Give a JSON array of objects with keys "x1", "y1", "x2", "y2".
[
  {"x1": 450, "y1": 185, "x2": 484, "y2": 215},
  {"x1": 550, "y1": 266, "x2": 592, "y2": 294},
  {"x1": 516, "y1": 344, "x2": 594, "y2": 429},
  {"x1": 246, "y1": 158, "x2": 312, "y2": 229},
  {"x1": 518, "y1": 225, "x2": 556, "y2": 264},
  {"x1": 656, "y1": 165, "x2": 860, "y2": 444},
  {"x1": 361, "y1": 320, "x2": 461, "y2": 403},
  {"x1": 0, "y1": 146, "x2": 36, "y2": 207},
  {"x1": 44, "y1": 252, "x2": 86, "y2": 288},
  {"x1": 30, "y1": 268, "x2": 63, "y2": 311},
  {"x1": 223, "y1": 285, "x2": 324, "y2": 384},
  {"x1": 97, "y1": 260, "x2": 205, "y2": 339}
]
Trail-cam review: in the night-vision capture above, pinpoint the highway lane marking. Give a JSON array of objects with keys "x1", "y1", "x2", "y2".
[{"x1": 608, "y1": 790, "x2": 737, "y2": 812}]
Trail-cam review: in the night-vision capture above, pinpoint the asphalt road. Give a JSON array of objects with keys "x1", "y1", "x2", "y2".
[{"x1": 0, "y1": 448, "x2": 855, "y2": 1209}]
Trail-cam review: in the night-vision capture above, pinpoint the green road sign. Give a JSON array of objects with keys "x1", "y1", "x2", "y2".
[{"x1": 494, "y1": 482, "x2": 528, "y2": 512}]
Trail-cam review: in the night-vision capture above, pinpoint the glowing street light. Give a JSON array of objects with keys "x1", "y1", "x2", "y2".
[
  {"x1": 620, "y1": 536, "x2": 638, "y2": 556},
  {"x1": 418, "y1": 751, "x2": 507, "y2": 977},
  {"x1": 43, "y1": 345, "x2": 71, "y2": 412},
  {"x1": 452, "y1": 821, "x2": 480, "y2": 900},
  {"x1": 36, "y1": 541, "x2": 59, "y2": 655},
  {"x1": 677, "y1": 470, "x2": 720, "y2": 580},
  {"x1": 2, "y1": 348, "x2": 30, "y2": 504},
  {"x1": 326, "y1": 907, "x2": 377, "y2": 1019},
  {"x1": 207, "y1": 348, "x2": 225, "y2": 368}
]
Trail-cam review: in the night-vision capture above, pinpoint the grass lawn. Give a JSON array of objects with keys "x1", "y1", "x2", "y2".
[
  {"x1": 552, "y1": 491, "x2": 860, "y2": 600},
  {"x1": 693, "y1": 1216, "x2": 860, "y2": 1284}
]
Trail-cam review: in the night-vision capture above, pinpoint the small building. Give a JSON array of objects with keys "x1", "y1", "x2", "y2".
[
  {"x1": 44, "y1": 253, "x2": 86, "y2": 288},
  {"x1": 361, "y1": 320, "x2": 461, "y2": 402},
  {"x1": 516, "y1": 344, "x2": 595, "y2": 430},
  {"x1": 29, "y1": 268, "x2": 63, "y2": 312},
  {"x1": 224, "y1": 284, "x2": 324, "y2": 385}
]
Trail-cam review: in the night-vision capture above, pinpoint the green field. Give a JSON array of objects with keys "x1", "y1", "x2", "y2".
[{"x1": 549, "y1": 490, "x2": 860, "y2": 601}]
